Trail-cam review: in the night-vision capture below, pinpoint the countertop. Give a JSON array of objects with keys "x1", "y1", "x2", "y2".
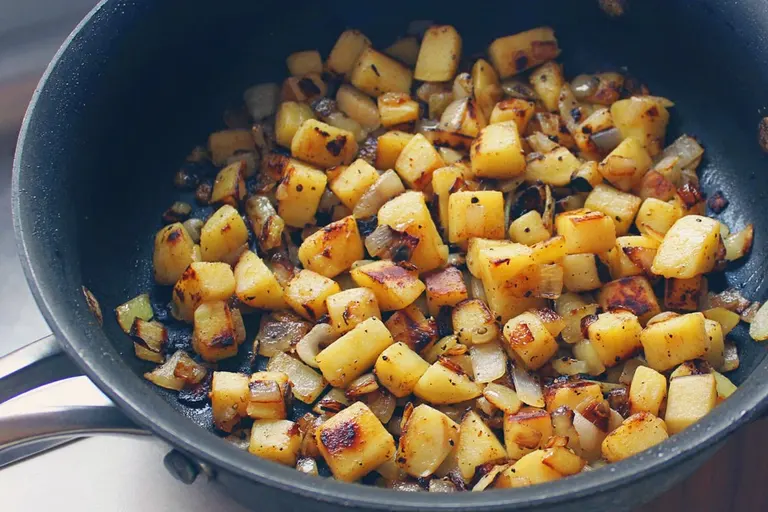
[{"x1": 0, "y1": 2, "x2": 766, "y2": 510}]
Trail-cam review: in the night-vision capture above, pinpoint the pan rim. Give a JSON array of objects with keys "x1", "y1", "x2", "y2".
[{"x1": 11, "y1": 0, "x2": 768, "y2": 509}]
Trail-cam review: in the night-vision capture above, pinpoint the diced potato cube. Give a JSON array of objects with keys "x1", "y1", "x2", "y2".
[
  {"x1": 584, "y1": 184, "x2": 642, "y2": 236},
  {"x1": 375, "y1": 342, "x2": 430, "y2": 397},
  {"x1": 328, "y1": 158, "x2": 380, "y2": 210},
  {"x1": 377, "y1": 191, "x2": 448, "y2": 273},
  {"x1": 376, "y1": 130, "x2": 414, "y2": 170},
  {"x1": 350, "y1": 260, "x2": 425, "y2": 311},
  {"x1": 210, "y1": 371, "x2": 248, "y2": 432},
  {"x1": 629, "y1": 366, "x2": 667, "y2": 416},
  {"x1": 606, "y1": 235, "x2": 659, "y2": 279},
  {"x1": 286, "y1": 50, "x2": 322, "y2": 76},
  {"x1": 635, "y1": 198, "x2": 683, "y2": 237},
  {"x1": 350, "y1": 48, "x2": 413, "y2": 97},
  {"x1": 487, "y1": 27, "x2": 560, "y2": 78},
  {"x1": 234, "y1": 250, "x2": 287, "y2": 310},
  {"x1": 290, "y1": 119, "x2": 358, "y2": 168},
  {"x1": 280, "y1": 74, "x2": 327, "y2": 103},
  {"x1": 298, "y1": 216, "x2": 364, "y2": 278},
  {"x1": 598, "y1": 137, "x2": 652, "y2": 192},
  {"x1": 385, "y1": 36, "x2": 420, "y2": 66},
  {"x1": 172, "y1": 262, "x2": 235, "y2": 322},
  {"x1": 326, "y1": 287, "x2": 381, "y2": 334},
  {"x1": 246, "y1": 371, "x2": 290, "y2": 420},
  {"x1": 315, "y1": 317, "x2": 394, "y2": 387},
  {"x1": 192, "y1": 300, "x2": 243, "y2": 362},
  {"x1": 385, "y1": 305, "x2": 438, "y2": 352},
  {"x1": 524, "y1": 147, "x2": 581, "y2": 187},
  {"x1": 398, "y1": 404, "x2": 460, "y2": 477},
  {"x1": 275, "y1": 158, "x2": 328, "y2": 228},
  {"x1": 509, "y1": 211, "x2": 551, "y2": 245},
  {"x1": 249, "y1": 420, "x2": 302, "y2": 466},
  {"x1": 490, "y1": 98, "x2": 536, "y2": 132},
  {"x1": 472, "y1": 58, "x2": 503, "y2": 120},
  {"x1": 665, "y1": 374, "x2": 717, "y2": 434},
  {"x1": 651, "y1": 216, "x2": 720, "y2": 279},
  {"x1": 703, "y1": 307, "x2": 740, "y2": 336},
  {"x1": 378, "y1": 93, "x2": 421, "y2": 127},
  {"x1": 452, "y1": 298, "x2": 499, "y2": 345},
  {"x1": 562, "y1": 254, "x2": 602, "y2": 292},
  {"x1": 424, "y1": 266, "x2": 468, "y2": 316},
  {"x1": 598, "y1": 276, "x2": 661, "y2": 324},
  {"x1": 448, "y1": 191, "x2": 505, "y2": 244},
  {"x1": 200, "y1": 205, "x2": 249, "y2": 263},
  {"x1": 266, "y1": 352, "x2": 327, "y2": 404},
  {"x1": 502, "y1": 312, "x2": 558, "y2": 370},
  {"x1": 336, "y1": 84, "x2": 381, "y2": 130},
  {"x1": 530, "y1": 62, "x2": 564, "y2": 112},
  {"x1": 317, "y1": 402, "x2": 395, "y2": 483},
  {"x1": 284, "y1": 269, "x2": 341, "y2": 321},
  {"x1": 601, "y1": 412, "x2": 668, "y2": 462},
  {"x1": 664, "y1": 276, "x2": 703, "y2": 311},
  {"x1": 502, "y1": 450, "x2": 561, "y2": 484},
  {"x1": 530, "y1": 236, "x2": 567, "y2": 265},
  {"x1": 586, "y1": 310, "x2": 643, "y2": 368},
  {"x1": 474, "y1": 242, "x2": 535, "y2": 282},
  {"x1": 504, "y1": 407, "x2": 553, "y2": 460},
  {"x1": 456, "y1": 411, "x2": 507, "y2": 480},
  {"x1": 611, "y1": 97, "x2": 670, "y2": 156},
  {"x1": 541, "y1": 446, "x2": 585, "y2": 476},
  {"x1": 640, "y1": 312, "x2": 708, "y2": 371},
  {"x1": 544, "y1": 381, "x2": 603, "y2": 413},
  {"x1": 485, "y1": 288, "x2": 546, "y2": 326},
  {"x1": 414, "y1": 25, "x2": 462, "y2": 81},
  {"x1": 413, "y1": 359, "x2": 483, "y2": 404},
  {"x1": 432, "y1": 165, "x2": 465, "y2": 233},
  {"x1": 466, "y1": 238, "x2": 515, "y2": 277},
  {"x1": 209, "y1": 129, "x2": 256, "y2": 166},
  {"x1": 275, "y1": 101, "x2": 315, "y2": 148},
  {"x1": 327, "y1": 30, "x2": 371, "y2": 77},
  {"x1": 153, "y1": 223, "x2": 195, "y2": 286},
  {"x1": 211, "y1": 161, "x2": 246, "y2": 207},
  {"x1": 555, "y1": 209, "x2": 616, "y2": 255},
  {"x1": 470, "y1": 122, "x2": 526, "y2": 179},
  {"x1": 394, "y1": 133, "x2": 445, "y2": 190}
]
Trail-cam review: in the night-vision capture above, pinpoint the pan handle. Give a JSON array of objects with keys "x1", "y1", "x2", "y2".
[{"x1": 0, "y1": 335, "x2": 148, "y2": 467}]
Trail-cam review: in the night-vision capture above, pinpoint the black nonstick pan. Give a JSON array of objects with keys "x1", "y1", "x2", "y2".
[{"x1": 4, "y1": 0, "x2": 768, "y2": 510}]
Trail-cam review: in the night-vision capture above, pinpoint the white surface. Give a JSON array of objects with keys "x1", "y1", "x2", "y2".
[{"x1": 1, "y1": 437, "x2": 251, "y2": 512}]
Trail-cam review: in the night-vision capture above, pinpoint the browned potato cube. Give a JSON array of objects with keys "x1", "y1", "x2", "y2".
[
  {"x1": 374, "y1": 342, "x2": 430, "y2": 398},
  {"x1": 327, "y1": 30, "x2": 371, "y2": 77},
  {"x1": 598, "y1": 137, "x2": 652, "y2": 192},
  {"x1": 328, "y1": 158, "x2": 380, "y2": 210},
  {"x1": 544, "y1": 381, "x2": 603, "y2": 413},
  {"x1": 210, "y1": 371, "x2": 249, "y2": 432},
  {"x1": 210, "y1": 161, "x2": 246, "y2": 207},
  {"x1": 651, "y1": 216, "x2": 720, "y2": 279},
  {"x1": 665, "y1": 374, "x2": 717, "y2": 434},
  {"x1": 350, "y1": 48, "x2": 413, "y2": 97},
  {"x1": 284, "y1": 269, "x2": 342, "y2": 321},
  {"x1": 209, "y1": 129, "x2": 256, "y2": 166},
  {"x1": 503, "y1": 312, "x2": 558, "y2": 370},
  {"x1": 375, "y1": 130, "x2": 414, "y2": 170},
  {"x1": 611, "y1": 97, "x2": 670, "y2": 157},
  {"x1": 598, "y1": 276, "x2": 661, "y2": 324},
  {"x1": 398, "y1": 404, "x2": 460, "y2": 478},
  {"x1": 326, "y1": 287, "x2": 381, "y2": 334},
  {"x1": 508, "y1": 211, "x2": 551, "y2": 246},
  {"x1": 555, "y1": 208, "x2": 616, "y2": 254},
  {"x1": 629, "y1": 366, "x2": 667, "y2": 417},
  {"x1": 640, "y1": 312, "x2": 708, "y2": 371},
  {"x1": 316, "y1": 402, "x2": 395, "y2": 482},
  {"x1": 584, "y1": 184, "x2": 642, "y2": 236},
  {"x1": 234, "y1": 250, "x2": 287, "y2": 311},
  {"x1": 424, "y1": 266, "x2": 469, "y2": 316},
  {"x1": 275, "y1": 158, "x2": 328, "y2": 228},
  {"x1": 171, "y1": 261, "x2": 235, "y2": 322},
  {"x1": 664, "y1": 276, "x2": 704, "y2": 311},
  {"x1": 280, "y1": 74, "x2": 327, "y2": 103},
  {"x1": 487, "y1": 27, "x2": 560, "y2": 78},
  {"x1": 524, "y1": 147, "x2": 581, "y2": 187},
  {"x1": 315, "y1": 317, "x2": 394, "y2": 387},
  {"x1": 249, "y1": 419, "x2": 302, "y2": 466},
  {"x1": 286, "y1": 50, "x2": 322, "y2": 76},
  {"x1": 413, "y1": 359, "x2": 483, "y2": 404},
  {"x1": 472, "y1": 58, "x2": 503, "y2": 120},
  {"x1": 385, "y1": 36, "x2": 420, "y2": 67},
  {"x1": 200, "y1": 205, "x2": 249, "y2": 263},
  {"x1": 448, "y1": 191, "x2": 505, "y2": 244},
  {"x1": 275, "y1": 101, "x2": 315, "y2": 148},
  {"x1": 601, "y1": 412, "x2": 668, "y2": 462},
  {"x1": 414, "y1": 25, "x2": 462, "y2": 81},
  {"x1": 586, "y1": 310, "x2": 643, "y2": 368},
  {"x1": 456, "y1": 411, "x2": 507, "y2": 480},
  {"x1": 378, "y1": 93, "x2": 421, "y2": 128},
  {"x1": 385, "y1": 305, "x2": 438, "y2": 353},
  {"x1": 504, "y1": 407, "x2": 553, "y2": 460},
  {"x1": 451, "y1": 298, "x2": 499, "y2": 345},
  {"x1": 470, "y1": 122, "x2": 526, "y2": 179},
  {"x1": 635, "y1": 198, "x2": 684, "y2": 237},
  {"x1": 247, "y1": 371, "x2": 290, "y2": 420},
  {"x1": 562, "y1": 254, "x2": 602, "y2": 293},
  {"x1": 490, "y1": 98, "x2": 536, "y2": 132},
  {"x1": 298, "y1": 216, "x2": 364, "y2": 278},
  {"x1": 192, "y1": 300, "x2": 244, "y2": 362},
  {"x1": 530, "y1": 62, "x2": 564, "y2": 112},
  {"x1": 350, "y1": 260, "x2": 425, "y2": 311},
  {"x1": 290, "y1": 119, "x2": 358, "y2": 168},
  {"x1": 153, "y1": 223, "x2": 195, "y2": 286},
  {"x1": 394, "y1": 133, "x2": 445, "y2": 190}
]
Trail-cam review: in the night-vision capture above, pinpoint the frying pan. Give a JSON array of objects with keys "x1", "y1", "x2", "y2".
[{"x1": 3, "y1": 0, "x2": 768, "y2": 509}]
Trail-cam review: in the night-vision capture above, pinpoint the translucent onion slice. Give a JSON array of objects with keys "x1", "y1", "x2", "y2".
[
  {"x1": 296, "y1": 323, "x2": 338, "y2": 368},
  {"x1": 469, "y1": 341, "x2": 507, "y2": 383},
  {"x1": 353, "y1": 170, "x2": 406, "y2": 219},
  {"x1": 483, "y1": 383, "x2": 522, "y2": 414},
  {"x1": 511, "y1": 364, "x2": 545, "y2": 408},
  {"x1": 573, "y1": 412, "x2": 607, "y2": 462},
  {"x1": 749, "y1": 301, "x2": 768, "y2": 341}
]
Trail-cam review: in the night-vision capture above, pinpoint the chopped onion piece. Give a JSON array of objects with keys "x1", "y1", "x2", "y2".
[
  {"x1": 243, "y1": 83, "x2": 280, "y2": 120},
  {"x1": 724, "y1": 224, "x2": 754, "y2": 261},
  {"x1": 708, "y1": 289, "x2": 753, "y2": 314},
  {"x1": 376, "y1": 451, "x2": 406, "y2": 481},
  {"x1": 345, "y1": 373, "x2": 379, "y2": 398},
  {"x1": 572, "y1": 340, "x2": 606, "y2": 376},
  {"x1": 440, "y1": 98, "x2": 469, "y2": 132},
  {"x1": 366, "y1": 389, "x2": 396, "y2": 424},
  {"x1": 713, "y1": 371, "x2": 738, "y2": 399},
  {"x1": 535, "y1": 264, "x2": 564, "y2": 299},
  {"x1": 472, "y1": 464, "x2": 510, "y2": 492},
  {"x1": 257, "y1": 314, "x2": 311, "y2": 357},
  {"x1": 296, "y1": 457, "x2": 319, "y2": 476},
  {"x1": 313, "y1": 388, "x2": 350, "y2": 415},
  {"x1": 607, "y1": 408, "x2": 624, "y2": 433},
  {"x1": 618, "y1": 358, "x2": 644, "y2": 385},
  {"x1": 470, "y1": 277, "x2": 487, "y2": 302},
  {"x1": 573, "y1": 412, "x2": 607, "y2": 462},
  {"x1": 655, "y1": 134, "x2": 703, "y2": 172},
  {"x1": 722, "y1": 343, "x2": 740, "y2": 372},
  {"x1": 470, "y1": 341, "x2": 507, "y2": 383},
  {"x1": 143, "y1": 350, "x2": 187, "y2": 391},
  {"x1": 249, "y1": 380, "x2": 283, "y2": 404},
  {"x1": 134, "y1": 343, "x2": 164, "y2": 363},
  {"x1": 551, "y1": 357, "x2": 589, "y2": 376},
  {"x1": 483, "y1": 383, "x2": 522, "y2": 414},
  {"x1": 742, "y1": 301, "x2": 761, "y2": 323},
  {"x1": 267, "y1": 352, "x2": 327, "y2": 404},
  {"x1": 353, "y1": 170, "x2": 406, "y2": 219},
  {"x1": 511, "y1": 364, "x2": 545, "y2": 408},
  {"x1": 551, "y1": 406, "x2": 583, "y2": 456},
  {"x1": 365, "y1": 225, "x2": 420, "y2": 261},
  {"x1": 296, "y1": 323, "x2": 337, "y2": 368},
  {"x1": 590, "y1": 127, "x2": 622, "y2": 153},
  {"x1": 429, "y1": 478, "x2": 458, "y2": 493},
  {"x1": 749, "y1": 301, "x2": 768, "y2": 340}
]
